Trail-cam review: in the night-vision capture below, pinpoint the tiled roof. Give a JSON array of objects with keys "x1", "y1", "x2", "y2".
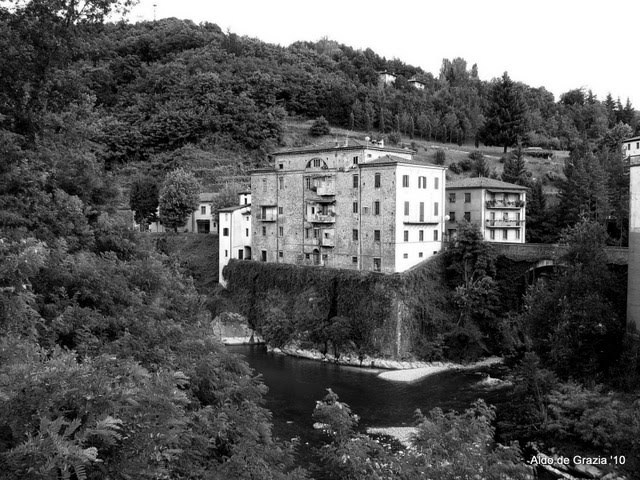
[
  {"x1": 359, "y1": 155, "x2": 446, "y2": 169},
  {"x1": 218, "y1": 204, "x2": 251, "y2": 213},
  {"x1": 446, "y1": 177, "x2": 528, "y2": 190},
  {"x1": 624, "y1": 135, "x2": 640, "y2": 142},
  {"x1": 271, "y1": 139, "x2": 413, "y2": 156},
  {"x1": 198, "y1": 192, "x2": 218, "y2": 202}
]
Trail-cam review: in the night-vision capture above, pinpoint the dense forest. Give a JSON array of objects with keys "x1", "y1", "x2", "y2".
[{"x1": 1, "y1": 0, "x2": 639, "y2": 478}]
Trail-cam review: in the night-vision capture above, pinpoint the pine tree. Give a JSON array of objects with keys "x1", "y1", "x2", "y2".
[
  {"x1": 480, "y1": 72, "x2": 528, "y2": 153},
  {"x1": 501, "y1": 144, "x2": 532, "y2": 186}
]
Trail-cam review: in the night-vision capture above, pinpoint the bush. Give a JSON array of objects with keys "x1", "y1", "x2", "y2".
[
  {"x1": 433, "y1": 149, "x2": 446, "y2": 165},
  {"x1": 458, "y1": 158, "x2": 472, "y2": 171},
  {"x1": 309, "y1": 116, "x2": 330, "y2": 136},
  {"x1": 448, "y1": 162, "x2": 462, "y2": 174},
  {"x1": 388, "y1": 132, "x2": 401, "y2": 145}
]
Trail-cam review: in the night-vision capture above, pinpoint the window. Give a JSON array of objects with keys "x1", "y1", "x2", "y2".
[
  {"x1": 418, "y1": 176, "x2": 426, "y2": 189},
  {"x1": 261, "y1": 250, "x2": 267, "y2": 261},
  {"x1": 245, "y1": 228, "x2": 249, "y2": 237},
  {"x1": 223, "y1": 228, "x2": 229, "y2": 236},
  {"x1": 464, "y1": 193, "x2": 471, "y2": 203},
  {"x1": 419, "y1": 252, "x2": 423, "y2": 258},
  {"x1": 353, "y1": 201, "x2": 359, "y2": 214},
  {"x1": 434, "y1": 202, "x2": 439, "y2": 216},
  {"x1": 403, "y1": 253, "x2": 408, "y2": 259},
  {"x1": 434, "y1": 230, "x2": 439, "y2": 241},
  {"x1": 404, "y1": 230, "x2": 409, "y2": 242},
  {"x1": 434, "y1": 177, "x2": 439, "y2": 189},
  {"x1": 419, "y1": 230, "x2": 424, "y2": 241},
  {"x1": 353, "y1": 174, "x2": 359, "y2": 188},
  {"x1": 373, "y1": 258, "x2": 381, "y2": 272},
  {"x1": 262, "y1": 226, "x2": 266, "y2": 236},
  {"x1": 352, "y1": 256, "x2": 358, "y2": 264},
  {"x1": 464, "y1": 212, "x2": 471, "y2": 221},
  {"x1": 278, "y1": 226, "x2": 283, "y2": 237},
  {"x1": 306, "y1": 177, "x2": 313, "y2": 189},
  {"x1": 404, "y1": 201, "x2": 409, "y2": 216},
  {"x1": 238, "y1": 249, "x2": 244, "y2": 259},
  {"x1": 278, "y1": 250, "x2": 283, "y2": 258},
  {"x1": 262, "y1": 178, "x2": 267, "y2": 192},
  {"x1": 279, "y1": 177, "x2": 284, "y2": 190},
  {"x1": 516, "y1": 229, "x2": 521, "y2": 240},
  {"x1": 449, "y1": 193, "x2": 456, "y2": 203},
  {"x1": 322, "y1": 254, "x2": 328, "y2": 261},
  {"x1": 449, "y1": 212, "x2": 456, "y2": 222},
  {"x1": 305, "y1": 228, "x2": 311, "y2": 239},
  {"x1": 374, "y1": 173, "x2": 381, "y2": 188},
  {"x1": 374, "y1": 201, "x2": 380, "y2": 215},
  {"x1": 200, "y1": 206, "x2": 206, "y2": 214},
  {"x1": 374, "y1": 230, "x2": 381, "y2": 242},
  {"x1": 490, "y1": 230, "x2": 495, "y2": 240},
  {"x1": 279, "y1": 163, "x2": 284, "y2": 169},
  {"x1": 402, "y1": 175, "x2": 409, "y2": 187},
  {"x1": 353, "y1": 156, "x2": 359, "y2": 165},
  {"x1": 278, "y1": 206, "x2": 283, "y2": 214},
  {"x1": 419, "y1": 202, "x2": 424, "y2": 222},
  {"x1": 224, "y1": 250, "x2": 228, "y2": 258},
  {"x1": 503, "y1": 230, "x2": 508, "y2": 240},
  {"x1": 313, "y1": 228, "x2": 320, "y2": 238},
  {"x1": 313, "y1": 158, "x2": 322, "y2": 167},
  {"x1": 305, "y1": 253, "x2": 310, "y2": 259},
  {"x1": 353, "y1": 229, "x2": 359, "y2": 241},
  {"x1": 363, "y1": 206, "x2": 370, "y2": 214}
]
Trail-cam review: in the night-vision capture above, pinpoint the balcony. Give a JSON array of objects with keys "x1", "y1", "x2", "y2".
[
  {"x1": 308, "y1": 213, "x2": 336, "y2": 223},
  {"x1": 485, "y1": 219, "x2": 525, "y2": 227},
  {"x1": 403, "y1": 216, "x2": 439, "y2": 225},
  {"x1": 317, "y1": 184, "x2": 336, "y2": 196},
  {"x1": 321, "y1": 237, "x2": 335, "y2": 247},
  {"x1": 485, "y1": 200, "x2": 525, "y2": 209},
  {"x1": 256, "y1": 213, "x2": 277, "y2": 222}
]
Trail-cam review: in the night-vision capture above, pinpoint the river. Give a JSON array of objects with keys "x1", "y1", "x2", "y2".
[{"x1": 229, "y1": 344, "x2": 509, "y2": 445}]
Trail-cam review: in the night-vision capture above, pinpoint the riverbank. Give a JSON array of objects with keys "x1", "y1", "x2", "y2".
[{"x1": 267, "y1": 344, "x2": 503, "y2": 382}]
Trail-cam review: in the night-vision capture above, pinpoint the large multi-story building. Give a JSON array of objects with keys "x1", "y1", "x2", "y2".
[
  {"x1": 627, "y1": 140, "x2": 640, "y2": 331},
  {"x1": 250, "y1": 139, "x2": 446, "y2": 274},
  {"x1": 218, "y1": 191, "x2": 252, "y2": 287},
  {"x1": 445, "y1": 178, "x2": 527, "y2": 243}
]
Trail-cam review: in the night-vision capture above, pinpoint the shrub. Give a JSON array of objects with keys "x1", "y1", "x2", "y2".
[
  {"x1": 433, "y1": 149, "x2": 446, "y2": 165},
  {"x1": 448, "y1": 162, "x2": 462, "y2": 174},
  {"x1": 459, "y1": 158, "x2": 473, "y2": 171},
  {"x1": 309, "y1": 116, "x2": 330, "y2": 136},
  {"x1": 388, "y1": 132, "x2": 401, "y2": 145}
]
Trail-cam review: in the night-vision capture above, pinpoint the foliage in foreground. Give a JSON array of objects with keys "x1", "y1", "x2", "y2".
[{"x1": 312, "y1": 389, "x2": 532, "y2": 480}]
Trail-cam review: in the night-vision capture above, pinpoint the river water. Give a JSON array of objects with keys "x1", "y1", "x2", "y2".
[{"x1": 229, "y1": 344, "x2": 508, "y2": 445}]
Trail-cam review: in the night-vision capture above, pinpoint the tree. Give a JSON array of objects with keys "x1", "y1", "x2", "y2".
[
  {"x1": 480, "y1": 72, "x2": 528, "y2": 153},
  {"x1": 129, "y1": 176, "x2": 159, "y2": 229},
  {"x1": 309, "y1": 116, "x2": 330, "y2": 136},
  {"x1": 501, "y1": 144, "x2": 532, "y2": 186},
  {"x1": 158, "y1": 168, "x2": 200, "y2": 232}
]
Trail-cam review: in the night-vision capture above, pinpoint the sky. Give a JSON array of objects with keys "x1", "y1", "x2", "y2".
[{"x1": 123, "y1": 0, "x2": 640, "y2": 107}]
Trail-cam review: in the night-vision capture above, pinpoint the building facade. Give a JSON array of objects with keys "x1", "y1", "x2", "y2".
[
  {"x1": 623, "y1": 135, "x2": 640, "y2": 159},
  {"x1": 628, "y1": 145, "x2": 640, "y2": 331},
  {"x1": 445, "y1": 178, "x2": 527, "y2": 243},
  {"x1": 147, "y1": 192, "x2": 219, "y2": 234},
  {"x1": 250, "y1": 140, "x2": 446, "y2": 274},
  {"x1": 218, "y1": 192, "x2": 252, "y2": 287}
]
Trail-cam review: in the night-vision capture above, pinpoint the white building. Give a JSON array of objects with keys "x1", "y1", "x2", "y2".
[
  {"x1": 623, "y1": 135, "x2": 640, "y2": 159},
  {"x1": 627, "y1": 142, "x2": 640, "y2": 330},
  {"x1": 218, "y1": 192, "x2": 252, "y2": 287},
  {"x1": 445, "y1": 178, "x2": 527, "y2": 243}
]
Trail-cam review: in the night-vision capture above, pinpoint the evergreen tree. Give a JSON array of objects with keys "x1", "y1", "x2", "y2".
[
  {"x1": 158, "y1": 168, "x2": 200, "y2": 232},
  {"x1": 129, "y1": 176, "x2": 159, "y2": 228},
  {"x1": 480, "y1": 72, "x2": 528, "y2": 153},
  {"x1": 501, "y1": 144, "x2": 532, "y2": 186}
]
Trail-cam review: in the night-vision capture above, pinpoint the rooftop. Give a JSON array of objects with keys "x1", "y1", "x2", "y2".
[
  {"x1": 446, "y1": 177, "x2": 528, "y2": 190},
  {"x1": 218, "y1": 204, "x2": 251, "y2": 213},
  {"x1": 359, "y1": 155, "x2": 446, "y2": 169},
  {"x1": 271, "y1": 138, "x2": 414, "y2": 156},
  {"x1": 624, "y1": 135, "x2": 640, "y2": 143}
]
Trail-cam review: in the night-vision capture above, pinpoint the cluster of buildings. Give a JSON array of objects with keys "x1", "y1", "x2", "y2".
[{"x1": 217, "y1": 139, "x2": 528, "y2": 286}]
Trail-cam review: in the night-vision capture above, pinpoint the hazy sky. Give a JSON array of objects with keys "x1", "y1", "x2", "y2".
[{"x1": 124, "y1": 0, "x2": 639, "y2": 106}]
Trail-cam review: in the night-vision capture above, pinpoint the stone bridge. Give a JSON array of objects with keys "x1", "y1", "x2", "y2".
[{"x1": 492, "y1": 243, "x2": 628, "y2": 265}]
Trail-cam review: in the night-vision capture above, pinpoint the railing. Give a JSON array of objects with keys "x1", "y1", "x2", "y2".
[
  {"x1": 317, "y1": 185, "x2": 336, "y2": 196},
  {"x1": 308, "y1": 213, "x2": 336, "y2": 223},
  {"x1": 256, "y1": 213, "x2": 276, "y2": 221},
  {"x1": 485, "y1": 219, "x2": 525, "y2": 227},
  {"x1": 485, "y1": 200, "x2": 525, "y2": 209},
  {"x1": 321, "y1": 237, "x2": 335, "y2": 247}
]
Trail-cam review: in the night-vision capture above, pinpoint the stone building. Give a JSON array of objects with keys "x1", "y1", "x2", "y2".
[
  {"x1": 623, "y1": 135, "x2": 640, "y2": 159},
  {"x1": 218, "y1": 191, "x2": 252, "y2": 287},
  {"x1": 628, "y1": 143, "x2": 640, "y2": 331},
  {"x1": 445, "y1": 178, "x2": 527, "y2": 243},
  {"x1": 147, "y1": 192, "x2": 219, "y2": 234},
  {"x1": 250, "y1": 139, "x2": 446, "y2": 274}
]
